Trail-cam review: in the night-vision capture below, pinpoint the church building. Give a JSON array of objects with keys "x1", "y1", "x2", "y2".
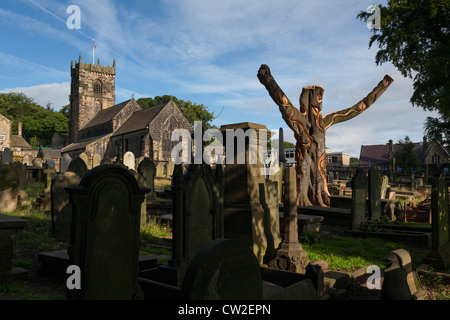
[{"x1": 61, "y1": 56, "x2": 193, "y2": 163}]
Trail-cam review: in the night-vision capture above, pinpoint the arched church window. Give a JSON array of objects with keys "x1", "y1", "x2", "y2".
[
  {"x1": 93, "y1": 80, "x2": 102, "y2": 96},
  {"x1": 162, "y1": 117, "x2": 179, "y2": 154}
]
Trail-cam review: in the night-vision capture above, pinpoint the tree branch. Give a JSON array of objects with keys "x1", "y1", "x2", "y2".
[{"x1": 323, "y1": 74, "x2": 394, "y2": 130}]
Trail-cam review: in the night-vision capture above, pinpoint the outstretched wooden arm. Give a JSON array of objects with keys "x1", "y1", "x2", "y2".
[
  {"x1": 257, "y1": 64, "x2": 306, "y2": 135},
  {"x1": 322, "y1": 75, "x2": 394, "y2": 131}
]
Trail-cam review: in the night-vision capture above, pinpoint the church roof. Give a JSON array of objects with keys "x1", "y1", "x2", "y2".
[
  {"x1": 61, "y1": 134, "x2": 111, "y2": 153},
  {"x1": 111, "y1": 102, "x2": 168, "y2": 137},
  {"x1": 80, "y1": 99, "x2": 136, "y2": 130}
]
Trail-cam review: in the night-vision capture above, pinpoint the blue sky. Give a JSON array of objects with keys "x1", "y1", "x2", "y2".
[{"x1": 0, "y1": 0, "x2": 439, "y2": 157}]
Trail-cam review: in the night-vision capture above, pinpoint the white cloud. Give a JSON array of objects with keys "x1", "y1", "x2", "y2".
[{"x1": 0, "y1": 82, "x2": 70, "y2": 109}]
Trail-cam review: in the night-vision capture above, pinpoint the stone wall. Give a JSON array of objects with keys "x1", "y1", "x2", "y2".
[{"x1": 0, "y1": 114, "x2": 12, "y2": 151}]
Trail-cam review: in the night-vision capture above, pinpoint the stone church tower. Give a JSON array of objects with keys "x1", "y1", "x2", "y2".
[{"x1": 69, "y1": 55, "x2": 116, "y2": 143}]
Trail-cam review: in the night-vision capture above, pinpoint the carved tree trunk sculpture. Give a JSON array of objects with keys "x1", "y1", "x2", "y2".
[{"x1": 257, "y1": 64, "x2": 394, "y2": 206}]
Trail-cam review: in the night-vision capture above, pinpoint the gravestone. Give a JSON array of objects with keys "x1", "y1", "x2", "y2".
[
  {"x1": 60, "y1": 154, "x2": 72, "y2": 173},
  {"x1": 22, "y1": 155, "x2": 31, "y2": 166},
  {"x1": 1, "y1": 148, "x2": 12, "y2": 163},
  {"x1": 129, "y1": 169, "x2": 148, "y2": 226},
  {"x1": 51, "y1": 172, "x2": 81, "y2": 242},
  {"x1": 381, "y1": 249, "x2": 426, "y2": 300},
  {"x1": 181, "y1": 238, "x2": 263, "y2": 300},
  {"x1": 92, "y1": 154, "x2": 102, "y2": 168},
  {"x1": 66, "y1": 164, "x2": 149, "y2": 299},
  {"x1": 9, "y1": 162, "x2": 26, "y2": 189},
  {"x1": 351, "y1": 168, "x2": 368, "y2": 230},
  {"x1": 0, "y1": 164, "x2": 20, "y2": 212},
  {"x1": 260, "y1": 179, "x2": 282, "y2": 265},
  {"x1": 368, "y1": 166, "x2": 381, "y2": 221},
  {"x1": 166, "y1": 159, "x2": 174, "y2": 178},
  {"x1": 78, "y1": 152, "x2": 89, "y2": 169},
  {"x1": 220, "y1": 122, "x2": 276, "y2": 264},
  {"x1": 162, "y1": 163, "x2": 225, "y2": 286},
  {"x1": 137, "y1": 157, "x2": 156, "y2": 199},
  {"x1": 423, "y1": 168, "x2": 450, "y2": 270},
  {"x1": 123, "y1": 151, "x2": 135, "y2": 170},
  {"x1": 155, "y1": 162, "x2": 165, "y2": 177},
  {"x1": 67, "y1": 157, "x2": 88, "y2": 179},
  {"x1": 32, "y1": 158, "x2": 43, "y2": 168},
  {"x1": 269, "y1": 166, "x2": 309, "y2": 273},
  {"x1": 380, "y1": 175, "x2": 389, "y2": 200}
]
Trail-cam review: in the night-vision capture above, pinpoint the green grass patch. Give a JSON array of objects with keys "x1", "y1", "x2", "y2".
[
  {"x1": 302, "y1": 233, "x2": 426, "y2": 272},
  {"x1": 140, "y1": 216, "x2": 172, "y2": 244}
]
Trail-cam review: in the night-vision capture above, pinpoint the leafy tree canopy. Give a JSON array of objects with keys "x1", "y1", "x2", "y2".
[
  {"x1": 357, "y1": 0, "x2": 450, "y2": 143},
  {"x1": 394, "y1": 136, "x2": 421, "y2": 173},
  {"x1": 137, "y1": 95, "x2": 215, "y2": 130},
  {"x1": 0, "y1": 92, "x2": 68, "y2": 147}
]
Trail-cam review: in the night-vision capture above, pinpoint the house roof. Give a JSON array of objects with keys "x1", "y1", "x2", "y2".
[
  {"x1": 11, "y1": 135, "x2": 31, "y2": 149},
  {"x1": 359, "y1": 142, "x2": 424, "y2": 166},
  {"x1": 111, "y1": 102, "x2": 168, "y2": 137},
  {"x1": 80, "y1": 99, "x2": 136, "y2": 130}
]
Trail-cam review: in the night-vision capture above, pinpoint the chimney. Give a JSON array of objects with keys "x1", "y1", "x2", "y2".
[
  {"x1": 18, "y1": 122, "x2": 22, "y2": 137},
  {"x1": 388, "y1": 139, "x2": 393, "y2": 155}
]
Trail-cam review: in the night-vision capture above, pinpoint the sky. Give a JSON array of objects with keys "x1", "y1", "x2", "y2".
[{"x1": 0, "y1": 0, "x2": 440, "y2": 157}]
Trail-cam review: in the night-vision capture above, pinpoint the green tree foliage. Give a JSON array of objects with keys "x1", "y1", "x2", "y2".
[
  {"x1": 394, "y1": 136, "x2": 421, "y2": 174},
  {"x1": 0, "y1": 92, "x2": 68, "y2": 147},
  {"x1": 137, "y1": 95, "x2": 215, "y2": 130},
  {"x1": 350, "y1": 157, "x2": 360, "y2": 166},
  {"x1": 357, "y1": 0, "x2": 450, "y2": 142}
]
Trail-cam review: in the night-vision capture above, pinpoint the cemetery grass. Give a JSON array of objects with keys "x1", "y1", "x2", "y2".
[{"x1": 1, "y1": 182, "x2": 449, "y2": 300}]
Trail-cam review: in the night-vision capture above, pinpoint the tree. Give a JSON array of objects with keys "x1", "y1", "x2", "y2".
[
  {"x1": 357, "y1": 0, "x2": 450, "y2": 144},
  {"x1": 137, "y1": 95, "x2": 215, "y2": 130},
  {"x1": 350, "y1": 157, "x2": 360, "y2": 166},
  {"x1": 258, "y1": 64, "x2": 393, "y2": 206},
  {"x1": 0, "y1": 92, "x2": 68, "y2": 146},
  {"x1": 394, "y1": 136, "x2": 421, "y2": 174}
]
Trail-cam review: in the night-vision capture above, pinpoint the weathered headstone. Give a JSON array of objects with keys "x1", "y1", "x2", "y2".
[
  {"x1": 1, "y1": 148, "x2": 12, "y2": 163},
  {"x1": 101, "y1": 155, "x2": 113, "y2": 164},
  {"x1": 381, "y1": 249, "x2": 426, "y2": 300},
  {"x1": 351, "y1": 168, "x2": 368, "y2": 230},
  {"x1": 137, "y1": 157, "x2": 156, "y2": 199},
  {"x1": 0, "y1": 164, "x2": 20, "y2": 212},
  {"x1": 78, "y1": 152, "x2": 89, "y2": 168},
  {"x1": 260, "y1": 179, "x2": 282, "y2": 264},
  {"x1": 368, "y1": 166, "x2": 381, "y2": 221},
  {"x1": 66, "y1": 164, "x2": 148, "y2": 299},
  {"x1": 155, "y1": 162, "x2": 165, "y2": 177},
  {"x1": 166, "y1": 159, "x2": 174, "y2": 178},
  {"x1": 423, "y1": 168, "x2": 450, "y2": 270},
  {"x1": 180, "y1": 238, "x2": 263, "y2": 300},
  {"x1": 123, "y1": 151, "x2": 135, "y2": 170},
  {"x1": 162, "y1": 163, "x2": 225, "y2": 286},
  {"x1": 60, "y1": 154, "x2": 72, "y2": 173},
  {"x1": 220, "y1": 122, "x2": 276, "y2": 265},
  {"x1": 92, "y1": 154, "x2": 102, "y2": 168},
  {"x1": 269, "y1": 166, "x2": 309, "y2": 273},
  {"x1": 380, "y1": 175, "x2": 389, "y2": 200},
  {"x1": 67, "y1": 157, "x2": 88, "y2": 178},
  {"x1": 51, "y1": 172, "x2": 81, "y2": 242},
  {"x1": 22, "y1": 155, "x2": 31, "y2": 166},
  {"x1": 32, "y1": 157, "x2": 43, "y2": 168}
]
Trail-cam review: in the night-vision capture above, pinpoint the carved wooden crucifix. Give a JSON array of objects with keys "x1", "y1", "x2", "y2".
[{"x1": 257, "y1": 64, "x2": 394, "y2": 206}]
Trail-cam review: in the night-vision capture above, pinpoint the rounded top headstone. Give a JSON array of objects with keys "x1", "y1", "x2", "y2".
[{"x1": 181, "y1": 238, "x2": 263, "y2": 300}]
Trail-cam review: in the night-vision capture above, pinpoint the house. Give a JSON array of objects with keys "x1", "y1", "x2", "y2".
[{"x1": 359, "y1": 138, "x2": 449, "y2": 171}]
